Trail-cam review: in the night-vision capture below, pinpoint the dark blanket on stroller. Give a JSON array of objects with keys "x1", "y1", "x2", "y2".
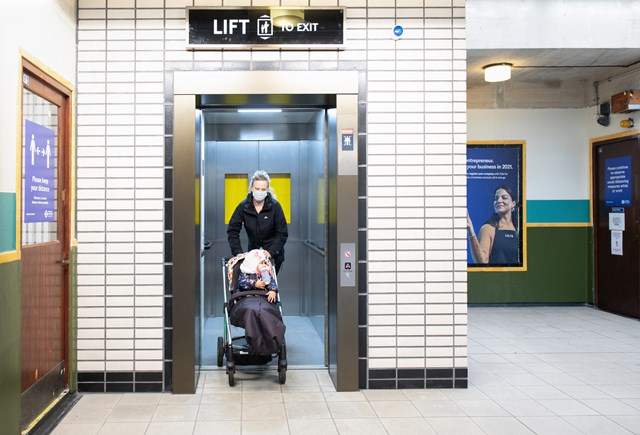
[{"x1": 229, "y1": 297, "x2": 285, "y2": 355}]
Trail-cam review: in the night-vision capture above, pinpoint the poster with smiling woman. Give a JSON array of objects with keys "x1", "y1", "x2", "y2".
[{"x1": 467, "y1": 142, "x2": 526, "y2": 270}]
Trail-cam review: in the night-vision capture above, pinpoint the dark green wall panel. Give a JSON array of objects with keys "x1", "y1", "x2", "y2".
[
  {"x1": 469, "y1": 226, "x2": 593, "y2": 304},
  {"x1": 0, "y1": 260, "x2": 21, "y2": 435},
  {"x1": 69, "y1": 247, "x2": 77, "y2": 391}
]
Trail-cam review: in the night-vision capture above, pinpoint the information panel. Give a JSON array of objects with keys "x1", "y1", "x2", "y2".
[
  {"x1": 24, "y1": 119, "x2": 55, "y2": 223},
  {"x1": 467, "y1": 143, "x2": 525, "y2": 269},
  {"x1": 187, "y1": 8, "x2": 345, "y2": 49},
  {"x1": 604, "y1": 156, "x2": 632, "y2": 206}
]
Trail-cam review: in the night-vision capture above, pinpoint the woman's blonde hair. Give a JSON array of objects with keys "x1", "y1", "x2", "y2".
[{"x1": 249, "y1": 170, "x2": 277, "y2": 199}]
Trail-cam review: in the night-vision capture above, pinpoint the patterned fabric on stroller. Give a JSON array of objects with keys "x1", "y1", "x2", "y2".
[{"x1": 217, "y1": 253, "x2": 287, "y2": 386}]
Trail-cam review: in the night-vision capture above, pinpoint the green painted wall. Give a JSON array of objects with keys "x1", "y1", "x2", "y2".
[
  {"x1": 0, "y1": 193, "x2": 16, "y2": 252},
  {"x1": 0, "y1": 260, "x2": 21, "y2": 435},
  {"x1": 527, "y1": 199, "x2": 590, "y2": 224},
  {"x1": 469, "y1": 226, "x2": 593, "y2": 304}
]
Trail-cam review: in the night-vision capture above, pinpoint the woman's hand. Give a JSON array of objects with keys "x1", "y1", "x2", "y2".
[
  {"x1": 467, "y1": 209, "x2": 491, "y2": 264},
  {"x1": 266, "y1": 290, "x2": 277, "y2": 303},
  {"x1": 466, "y1": 209, "x2": 476, "y2": 239}
]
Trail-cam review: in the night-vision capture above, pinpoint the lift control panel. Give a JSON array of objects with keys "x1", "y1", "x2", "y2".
[{"x1": 340, "y1": 243, "x2": 356, "y2": 287}]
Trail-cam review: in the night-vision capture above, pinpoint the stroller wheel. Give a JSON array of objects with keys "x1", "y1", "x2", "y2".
[
  {"x1": 226, "y1": 345, "x2": 235, "y2": 387},
  {"x1": 278, "y1": 343, "x2": 287, "y2": 370},
  {"x1": 216, "y1": 336, "x2": 224, "y2": 367},
  {"x1": 277, "y1": 343, "x2": 287, "y2": 384}
]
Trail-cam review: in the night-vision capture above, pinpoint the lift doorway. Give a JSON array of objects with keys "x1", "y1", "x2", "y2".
[
  {"x1": 172, "y1": 71, "x2": 359, "y2": 393},
  {"x1": 201, "y1": 107, "x2": 329, "y2": 368}
]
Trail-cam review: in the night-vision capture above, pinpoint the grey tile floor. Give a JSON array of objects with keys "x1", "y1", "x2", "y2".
[
  {"x1": 52, "y1": 306, "x2": 640, "y2": 434},
  {"x1": 203, "y1": 316, "x2": 325, "y2": 367}
]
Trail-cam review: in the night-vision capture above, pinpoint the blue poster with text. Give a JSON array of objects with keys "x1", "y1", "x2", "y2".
[
  {"x1": 604, "y1": 156, "x2": 632, "y2": 207},
  {"x1": 467, "y1": 145, "x2": 522, "y2": 266},
  {"x1": 24, "y1": 119, "x2": 55, "y2": 223}
]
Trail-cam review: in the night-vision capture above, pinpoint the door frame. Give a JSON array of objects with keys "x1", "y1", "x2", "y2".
[
  {"x1": 19, "y1": 54, "x2": 74, "y2": 429},
  {"x1": 590, "y1": 129, "x2": 640, "y2": 310},
  {"x1": 172, "y1": 71, "x2": 359, "y2": 393},
  {"x1": 19, "y1": 55, "x2": 74, "y2": 255}
]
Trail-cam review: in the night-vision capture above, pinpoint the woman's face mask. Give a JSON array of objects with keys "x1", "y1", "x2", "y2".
[
  {"x1": 252, "y1": 180, "x2": 269, "y2": 202},
  {"x1": 253, "y1": 190, "x2": 268, "y2": 202}
]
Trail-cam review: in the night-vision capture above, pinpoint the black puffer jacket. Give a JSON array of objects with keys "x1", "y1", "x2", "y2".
[{"x1": 227, "y1": 193, "x2": 288, "y2": 265}]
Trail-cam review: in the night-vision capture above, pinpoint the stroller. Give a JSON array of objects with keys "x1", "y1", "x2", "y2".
[{"x1": 217, "y1": 254, "x2": 287, "y2": 386}]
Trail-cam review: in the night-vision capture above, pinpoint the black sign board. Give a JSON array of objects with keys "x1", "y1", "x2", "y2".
[{"x1": 187, "y1": 7, "x2": 345, "y2": 50}]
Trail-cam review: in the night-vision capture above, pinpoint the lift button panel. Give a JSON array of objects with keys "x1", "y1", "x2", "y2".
[{"x1": 340, "y1": 243, "x2": 355, "y2": 287}]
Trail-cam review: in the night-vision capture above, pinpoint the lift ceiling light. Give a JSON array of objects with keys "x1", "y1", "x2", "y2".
[
  {"x1": 483, "y1": 63, "x2": 513, "y2": 82},
  {"x1": 238, "y1": 108, "x2": 282, "y2": 113},
  {"x1": 271, "y1": 9, "x2": 304, "y2": 28}
]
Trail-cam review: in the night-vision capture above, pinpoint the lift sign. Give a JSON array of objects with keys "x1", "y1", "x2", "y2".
[
  {"x1": 604, "y1": 156, "x2": 632, "y2": 206},
  {"x1": 187, "y1": 8, "x2": 345, "y2": 49},
  {"x1": 341, "y1": 128, "x2": 354, "y2": 151}
]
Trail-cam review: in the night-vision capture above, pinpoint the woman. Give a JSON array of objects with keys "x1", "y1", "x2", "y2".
[
  {"x1": 467, "y1": 185, "x2": 519, "y2": 264},
  {"x1": 227, "y1": 170, "x2": 288, "y2": 273}
]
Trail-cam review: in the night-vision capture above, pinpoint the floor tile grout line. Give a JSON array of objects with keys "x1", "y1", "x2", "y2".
[{"x1": 57, "y1": 307, "x2": 640, "y2": 435}]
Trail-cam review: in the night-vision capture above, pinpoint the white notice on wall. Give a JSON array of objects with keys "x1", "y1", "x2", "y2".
[
  {"x1": 609, "y1": 213, "x2": 625, "y2": 231},
  {"x1": 611, "y1": 230, "x2": 623, "y2": 256}
]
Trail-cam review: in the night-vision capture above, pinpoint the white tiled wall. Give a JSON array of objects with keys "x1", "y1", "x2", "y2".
[
  {"x1": 76, "y1": 0, "x2": 467, "y2": 384},
  {"x1": 77, "y1": 0, "x2": 166, "y2": 373},
  {"x1": 362, "y1": 0, "x2": 467, "y2": 375}
]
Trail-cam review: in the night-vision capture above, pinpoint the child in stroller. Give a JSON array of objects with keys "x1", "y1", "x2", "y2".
[
  {"x1": 237, "y1": 257, "x2": 278, "y2": 303},
  {"x1": 218, "y1": 249, "x2": 287, "y2": 385},
  {"x1": 231, "y1": 250, "x2": 285, "y2": 355}
]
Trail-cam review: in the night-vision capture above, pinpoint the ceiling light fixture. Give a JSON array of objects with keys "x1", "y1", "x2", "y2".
[
  {"x1": 271, "y1": 9, "x2": 304, "y2": 28},
  {"x1": 483, "y1": 63, "x2": 513, "y2": 82},
  {"x1": 237, "y1": 109, "x2": 282, "y2": 113}
]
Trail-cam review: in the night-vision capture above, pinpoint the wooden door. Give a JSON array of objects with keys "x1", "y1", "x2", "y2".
[
  {"x1": 593, "y1": 135, "x2": 640, "y2": 319},
  {"x1": 20, "y1": 59, "x2": 71, "y2": 428}
]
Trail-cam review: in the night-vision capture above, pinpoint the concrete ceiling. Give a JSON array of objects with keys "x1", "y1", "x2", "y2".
[
  {"x1": 468, "y1": 48, "x2": 640, "y2": 84},
  {"x1": 203, "y1": 49, "x2": 640, "y2": 111},
  {"x1": 467, "y1": 48, "x2": 640, "y2": 108}
]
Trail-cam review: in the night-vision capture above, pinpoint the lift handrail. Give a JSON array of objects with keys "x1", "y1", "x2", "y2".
[{"x1": 303, "y1": 239, "x2": 325, "y2": 256}]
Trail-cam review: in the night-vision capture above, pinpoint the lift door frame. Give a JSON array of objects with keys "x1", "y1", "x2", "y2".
[{"x1": 172, "y1": 71, "x2": 359, "y2": 393}]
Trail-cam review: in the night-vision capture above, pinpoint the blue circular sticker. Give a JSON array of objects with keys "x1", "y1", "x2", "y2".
[{"x1": 393, "y1": 25, "x2": 403, "y2": 37}]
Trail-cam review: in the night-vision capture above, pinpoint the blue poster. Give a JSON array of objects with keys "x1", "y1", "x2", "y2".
[
  {"x1": 24, "y1": 119, "x2": 55, "y2": 223},
  {"x1": 604, "y1": 156, "x2": 632, "y2": 206},
  {"x1": 467, "y1": 145, "x2": 522, "y2": 266}
]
